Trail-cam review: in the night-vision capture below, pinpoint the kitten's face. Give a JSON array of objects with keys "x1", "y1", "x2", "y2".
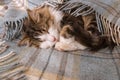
[
  {"x1": 21, "y1": 5, "x2": 61, "y2": 48},
  {"x1": 26, "y1": 6, "x2": 55, "y2": 40}
]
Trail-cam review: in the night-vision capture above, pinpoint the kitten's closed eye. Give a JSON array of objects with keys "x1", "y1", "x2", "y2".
[
  {"x1": 34, "y1": 34, "x2": 46, "y2": 41},
  {"x1": 35, "y1": 34, "x2": 57, "y2": 42}
]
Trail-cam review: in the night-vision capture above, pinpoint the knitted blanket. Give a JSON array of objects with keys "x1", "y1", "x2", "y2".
[{"x1": 0, "y1": 0, "x2": 120, "y2": 80}]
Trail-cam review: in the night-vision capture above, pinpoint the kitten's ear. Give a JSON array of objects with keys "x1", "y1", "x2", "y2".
[
  {"x1": 27, "y1": 9, "x2": 32, "y2": 13},
  {"x1": 26, "y1": 9, "x2": 36, "y2": 23},
  {"x1": 27, "y1": 8, "x2": 40, "y2": 23},
  {"x1": 22, "y1": 9, "x2": 32, "y2": 26},
  {"x1": 27, "y1": 9, "x2": 32, "y2": 17},
  {"x1": 39, "y1": 13, "x2": 43, "y2": 18}
]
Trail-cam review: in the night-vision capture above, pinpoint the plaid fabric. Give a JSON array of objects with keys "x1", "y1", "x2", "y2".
[
  {"x1": 0, "y1": 17, "x2": 5, "y2": 38},
  {"x1": 1, "y1": 42, "x2": 120, "y2": 80},
  {"x1": 0, "y1": 0, "x2": 120, "y2": 80},
  {"x1": 0, "y1": 0, "x2": 12, "y2": 5},
  {"x1": 17, "y1": 0, "x2": 120, "y2": 79},
  {"x1": 21, "y1": 47, "x2": 120, "y2": 80}
]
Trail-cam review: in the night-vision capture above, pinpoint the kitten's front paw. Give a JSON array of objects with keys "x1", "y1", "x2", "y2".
[
  {"x1": 55, "y1": 42, "x2": 87, "y2": 51},
  {"x1": 40, "y1": 44, "x2": 49, "y2": 49},
  {"x1": 18, "y1": 39, "x2": 29, "y2": 47},
  {"x1": 40, "y1": 41, "x2": 55, "y2": 49},
  {"x1": 55, "y1": 42, "x2": 67, "y2": 51}
]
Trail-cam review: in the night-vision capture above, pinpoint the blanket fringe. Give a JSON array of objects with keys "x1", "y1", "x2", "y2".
[
  {"x1": 4, "y1": 17, "x2": 26, "y2": 40},
  {"x1": 59, "y1": 2, "x2": 94, "y2": 16},
  {"x1": 100, "y1": 14, "x2": 120, "y2": 45}
]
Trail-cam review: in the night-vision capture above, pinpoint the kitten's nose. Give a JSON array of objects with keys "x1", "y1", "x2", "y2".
[
  {"x1": 52, "y1": 36, "x2": 57, "y2": 42},
  {"x1": 48, "y1": 35, "x2": 57, "y2": 42}
]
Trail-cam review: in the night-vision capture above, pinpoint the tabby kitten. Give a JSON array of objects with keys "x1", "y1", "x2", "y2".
[{"x1": 18, "y1": 5, "x2": 108, "y2": 51}]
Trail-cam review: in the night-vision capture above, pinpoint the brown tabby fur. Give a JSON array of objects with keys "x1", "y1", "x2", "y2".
[{"x1": 18, "y1": 5, "x2": 110, "y2": 51}]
